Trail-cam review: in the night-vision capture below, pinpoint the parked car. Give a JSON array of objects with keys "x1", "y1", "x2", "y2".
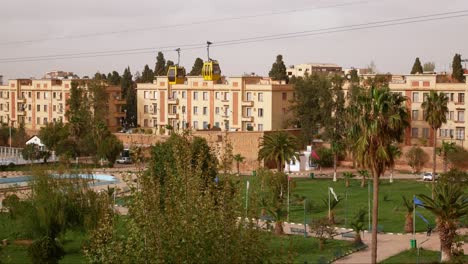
[
  {"x1": 116, "y1": 157, "x2": 132, "y2": 164},
  {"x1": 422, "y1": 172, "x2": 438, "y2": 181}
]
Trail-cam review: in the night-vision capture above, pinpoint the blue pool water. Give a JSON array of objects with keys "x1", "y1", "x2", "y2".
[{"x1": 0, "y1": 174, "x2": 119, "y2": 187}]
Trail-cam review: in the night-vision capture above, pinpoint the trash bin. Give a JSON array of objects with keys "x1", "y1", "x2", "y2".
[
  {"x1": 252, "y1": 170, "x2": 256, "y2": 176},
  {"x1": 410, "y1": 239, "x2": 417, "y2": 249},
  {"x1": 309, "y1": 173, "x2": 315, "y2": 179}
]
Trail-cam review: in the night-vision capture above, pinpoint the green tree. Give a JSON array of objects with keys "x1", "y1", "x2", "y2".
[
  {"x1": 387, "y1": 145, "x2": 402, "y2": 183},
  {"x1": 401, "y1": 196, "x2": 414, "y2": 233},
  {"x1": 98, "y1": 134, "x2": 123, "y2": 167},
  {"x1": 418, "y1": 182, "x2": 468, "y2": 262},
  {"x1": 189, "y1": 57, "x2": 204, "y2": 75},
  {"x1": 437, "y1": 141, "x2": 456, "y2": 173},
  {"x1": 219, "y1": 134, "x2": 233, "y2": 175},
  {"x1": 121, "y1": 67, "x2": 136, "y2": 128},
  {"x1": 107, "y1": 71, "x2": 121, "y2": 85},
  {"x1": 405, "y1": 146, "x2": 429, "y2": 173},
  {"x1": 447, "y1": 146, "x2": 468, "y2": 170},
  {"x1": 421, "y1": 91, "x2": 448, "y2": 198},
  {"x1": 14, "y1": 122, "x2": 28, "y2": 147},
  {"x1": 343, "y1": 172, "x2": 355, "y2": 187},
  {"x1": 66, "y1": 81, "x2": 92, "y2": 157},
  {"x1": 358, "y1": 169, "x2": 369, "y2": 188},
  {"x1": 258, "y1": 131, "x2": 299, "y2": 172},
  {"x1": 165, "y1": 60, "x2": 174, "y2": 73},
  {"x1": 154, "y1": 51, "x2": 166, "y2": 76},
  {"x1": 22, "y1": 143, "x2": 42, "y2": 165},
  {"x1": 349, "y1": 85, "x2": 409, "y2": 263},
  {"x1": 451, "y1": 53, "x2": 465, "y2": 82},
  {"x1": 423, "y1": 62, "x2": 435, "y2": 72},
  {"x1": 268, "y1": 54, "x2": 288, "y2": 82},
  {"x1": 233, "y1": 154, "x2": 245, "y2": 175},
  {"x1": 322, "y1": 195, "x2": 342, "y2": 224},
  {"x1": 410, "y1": 57, "x2": 423, "y2": 74},
  {"x1": 140, "y1": 64, "x2": 154, "y2": 83},
  {"x1": 349, "y1": 209, "x2": 366, "y2": 245}
]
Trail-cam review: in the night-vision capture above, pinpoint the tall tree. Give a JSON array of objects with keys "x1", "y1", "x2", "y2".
[
  {"x1": 349, "y1": 85, "x2": 409, "y2": 264},
  {"x1": 121, "y1": 67, "x2": 137, "y2": 128},
  {"x1": 154, "y1": 51, "x2": 166, "y2": 76},
  {"x1": 268, "y1": 54, "x2": 288, "y2": 82},
  {"x1": 258, "y1": 131, "x2": 299, "y2": 172},
  {"x1": 418, "y1": 182, "x2": 468, "y2": 262},
  {"x1": 423, "y1": 62, "x2": 435, "y2": 72},
  {"x1": 189, "y1": 57, "x2": 204, "y2": 75},
  {"x1": 421, "y1": 91, "x2": 448, "y2": 198},
  {"x1": 107, "y1": 71, "x2": 121, "y2": 85},
  {"x1": 451, "y1": 53, "x2": 465, "y2": 82},
  {"x1": 387, "y1": 144, "x2": 402, "y2": 183},
  {"x1": 410, "y1": 57, "x2": 423, "y2": 74},
  {"x1": 437, "y1": 141, "x2": 456, "y2": 173},
  {"x1": 140, "y1": 64, "x2": 154, "y2": 83},
  {"x1": 165, "y1": 60, "x2": 175, "y2": 73}
]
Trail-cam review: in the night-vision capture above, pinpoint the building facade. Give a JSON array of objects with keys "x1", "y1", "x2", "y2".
[
  {"x1": 0, "y1": 79, "x2": 125, "y2": 133},
  {"x1": 287, "y1": 63, "x2": 342, "y2": 78},
  {"x1": 137, "y1": 76, "x2": 294, "y2": 133}
]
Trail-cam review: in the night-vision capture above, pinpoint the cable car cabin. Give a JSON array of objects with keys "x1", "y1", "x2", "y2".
[
  {"x1": 202, "y1": 61, "x2": 221, "y2": 81},
  {"x1": 167, "y1": 66, "x2": 186, "y2": 85}
]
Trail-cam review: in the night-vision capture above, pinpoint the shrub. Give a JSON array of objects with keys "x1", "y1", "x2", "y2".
[
  {"x1": 28, "y1": 236, "x2": 65, "y2": 264},
  {"x1": 405, "y1": 146, "x2": 429, "y2": 173},
  {"x1": 313, "y1": 147, "x2": 333, "y2": 168}
]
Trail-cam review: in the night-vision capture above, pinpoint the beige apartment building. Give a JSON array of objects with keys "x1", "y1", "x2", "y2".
[
  {"x1": 344, "y1": 73, "x2": 468, "y2": 148},
  {"x1": 137, "y1": 76, "x2": 294, "y2": 133},
  {"x1": 0, "y1": 79, "x2": 126, "y2": 133},
  {"x1": 287, "y1": 63, "x2": 342, "y2": 78}
]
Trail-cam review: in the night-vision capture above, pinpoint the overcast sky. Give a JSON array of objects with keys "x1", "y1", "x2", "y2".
[{"x1": 0, "y1": 0, "x2": 467, "y2": 81}]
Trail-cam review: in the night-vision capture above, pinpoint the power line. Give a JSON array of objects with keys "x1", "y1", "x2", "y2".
[
  {"x1": 0, "y1": 0, "x2": 369, "y2": 46},
  {"x1": 0, "y1": 10, "x2": 467, "y2": 64}
]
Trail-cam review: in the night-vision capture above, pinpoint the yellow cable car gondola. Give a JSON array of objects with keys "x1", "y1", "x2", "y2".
[
  {"x1": 202, "y1": 41, "x2": 221, "y2": 81},
  {"x1": 168, "y1": 48, "x2": 186, "y2": 85}
]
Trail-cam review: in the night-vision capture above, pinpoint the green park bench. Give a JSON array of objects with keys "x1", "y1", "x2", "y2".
[{"x1": 290, "y1": 227, "x2": 306, "y2": 234}]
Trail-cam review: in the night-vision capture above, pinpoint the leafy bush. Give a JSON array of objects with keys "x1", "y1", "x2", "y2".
[
  {"x1": 405, "y1": 146, "x2": 429, "y2": 173},
  {"x1": 313, "y1": 148, "x2": 333, "y2": 168},
  {"x1": 28, "y1": 236, "x2": 65, "y2": 264}
]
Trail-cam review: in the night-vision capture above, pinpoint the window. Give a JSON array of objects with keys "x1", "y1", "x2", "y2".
[
  {"x1": 423, "y1": 93, "x2": 429, "y2": 102},
  {"x1": 144, "y1": 105, "x2": 148, "y2": 113},
  {"x1": 258, "y1": 124, "x2": 263, "y2": 131},
  {"x1": 203, "y1": 107, "x2": 207, "y2": 115},
  {"x1": 214, "y1": 122, "x2": 220, "y2": 128},
  {"x1": 203, "y1": 92, "x2": 208, "y2": 101},
  {"x1": 193, "y1": 92, "x2": 198, "y2": 100},
  {"x1": 412, "y1": 92, "x2": 419, "y2": 103},
  {"x1": 440, "y1": 129, "x2": 448, "y2": 137},
  {"x1": 182, "y1": 91, "x2": 186, "y2": 99},
  {"x1": 455, "y1": 127, "x2": 465, "y2": 140},
  {"x1": 37, "y1": 105, "x2": 40, "y2": 112},
  {"x1": 422, "y1": 110, "x2": 427, "y2": 120},
  {"x1": 458, "y1": 93, "x2": 465, "y2": 103},
  {"x1": 37, "y1": 117, "x2": 40, "y2": 125},
  {"x1": 28, "y1": 104, "x2": 31, "y2": 111},
  {"x1": 203, "y1": 121, "x2": 208, "y2": 129},
  {"x1": 258, "y1": 93, "x2": 263, "y2": 102},
  {"x1": 215, "y1": 92, "x2": 220, "y2": 100},
  {"x1": 193, "y1": 121, "x2": 198, "y2": 129},
  {"x1": 53, "y1": 92, "x2": 56, "y2": 99},
  {"x1": 246, "y1": 92, "x2": 252, "y2": 101},
  {"x1": 411, "y1": 128, "x2": 418, "y2": 137},
  {"x1": 422, "y1": 128, "x2": 430, "y2": 138},
  {"x1": 412, "y1": 110, "x2": 419, "y2": 120},
  {"x1": 450, "y1": 93, "x2": 454, "y2": 102},
  {"x1": 449, "y1": 111, "x2": 454, "y2": 120},
  {"x1": 258, "y1": 108, "x2": 263, "y2": 117},
  {"x1": 193, "y1": 106, "x2": 198, "y2": 115},
  {"x1": 44, "y1": 92, "x2": 49, "y2": 99},
  {"x1": 53, "y1": 105, "x2": 56, "y2": 112},
  {"x1": 458, "y1": 111, "x2": 465, "y2": 122},
  {"x1": 282, "y1": 92, "x2": 287, "y2": 100},
  {"x1": 171, "y1": 105, "x2": 177, "y2": 114},
  {"x1": 246, "y1": 107, "x2": 252, "y2": 117},
  {"x1": 44, "y1": 105, "x2": 47, "y2": 112},
  {"x1": 215, "y1": 107, "x2": 220, "y2": 114},
  {"x1": 37, "y1": 92, "x2": 40, "y2": 99},
  {"x1": 144, "y1": 91, "x2": 149, "y2": 99},
  {"x1": 143, "y1": 119, "x2": 148, "y2": 127},
  {"x1": 43, "y1": 118, "x2": 48, "y2": 124}
]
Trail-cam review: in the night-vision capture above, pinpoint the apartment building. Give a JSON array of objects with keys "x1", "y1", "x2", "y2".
[
  {"x1": 137, "y1": 76, "x2": 294, "y2": 133},
  {"x1": 0, "y1": 79, "x2": 125, "y2": 133},
  {"x1": 287, "y1": 63, "x2": 342, "y2": 78}
]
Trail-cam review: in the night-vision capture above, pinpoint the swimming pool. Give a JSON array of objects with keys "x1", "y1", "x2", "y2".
[{"x1": 0, "y1": 173, "x2": 119, "y2": 188}]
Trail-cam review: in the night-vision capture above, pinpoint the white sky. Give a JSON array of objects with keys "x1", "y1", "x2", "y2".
[{"x1": 0, "y1": 0, "x2": 467, "y2": 81}]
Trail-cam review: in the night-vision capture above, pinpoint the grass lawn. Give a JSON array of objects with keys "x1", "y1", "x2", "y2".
[
  {"x1": 380, "y1": 248, "x2": 468, "y2": 264},
  {"x1": 234, "y1": 176, "x2": 437, "y2": 233}
]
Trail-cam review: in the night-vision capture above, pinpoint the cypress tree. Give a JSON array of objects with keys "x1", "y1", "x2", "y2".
[
  {"x1": 451, "y1": 54, "x2": 465, "y2": 82},
  {"x1": 268, "y1": 54, "x2": 288, "y2": 82},
  {"x1": 121, "y1": 67, "x2": 137, "y2": 127},
  {"x1": 141, "y1": 65, "x2": 154, "y2": 83},
  {"x1": 189, "y1": 58, "x2": 204, "y2": 75},
  {"x1": 154, "y1": 52, "x2": 166, "y2": 76},
  {"x1": 410, "y1": 57, "x2": 424, "y2": 74}
]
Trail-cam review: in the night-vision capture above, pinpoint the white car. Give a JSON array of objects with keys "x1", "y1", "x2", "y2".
[
  {"x1": 422, "y1": 172, "x2": 438, "y2": 181},
  {"x1": 116, "y1": 157, "x2": 132, "y2": 164}
]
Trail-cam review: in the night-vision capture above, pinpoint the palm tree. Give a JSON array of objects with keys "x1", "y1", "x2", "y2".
[
  {"x1": 349, "y1": 209, "x2": 366, "y2": 245},
  {"x1": 349, "y1": 86, "x2": 409, "y2": 264},
  {"x1": 418, "y1": 182, "x2": 468, "y2": 262},
  {"x1": 343, "y1": 172, "x2": 355, "y2": 188},
  {"x1": 258, "y1": 131, "x2": 299, "y2": 172},
  {"x1": 233, "y1": 154, "x2": 245, "y2": 175},
  {"x1": 322, "y1": 196, "x2": 342, "y2": 224},
  {"x1": 387, "y1": 145, "x2": 402, "y2": 183},
  {"x1": 437, "y1": 141, "x2": 456, "y2": 173},
  {"x1": 358, "y1": 169, "x2": 369, "y2": 188},
  {"x1": 401, "y1": 196, "x2": 414, "y2": 233},
  {"x1": 421, "y1": 91, "x2": 448, "y2": 198}
]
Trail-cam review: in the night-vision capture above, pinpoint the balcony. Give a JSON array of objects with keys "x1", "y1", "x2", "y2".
[
  {"x1": 113, "y1": 98, "x2": 126, "y2": 105},
  {"x1": 17, "y1": 98, "x2": 26, "y2": 103},
  {"x1": 168, "y1": 98, "x2": 179, "y2": 104},
  {"x1": 241, "y1": 100, "x2": 254, "y2": 107},
  {"x1": 168, "y1": 112, "x2": 179, "y2": 119},
  {"x1": 241, "y1": 116, "x2": 254, "y2": 122},
  {"x1": 114, "y1": 112, "x2": 126, "y2": 118},
  {"x1": 17, "y1": 110, "x2": 26, "y2": 116}
]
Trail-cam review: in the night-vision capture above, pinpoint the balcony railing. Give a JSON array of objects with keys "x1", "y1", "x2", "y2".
[{"x1": 241, "y1": 101, "x2": 254, "y2": 106}]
